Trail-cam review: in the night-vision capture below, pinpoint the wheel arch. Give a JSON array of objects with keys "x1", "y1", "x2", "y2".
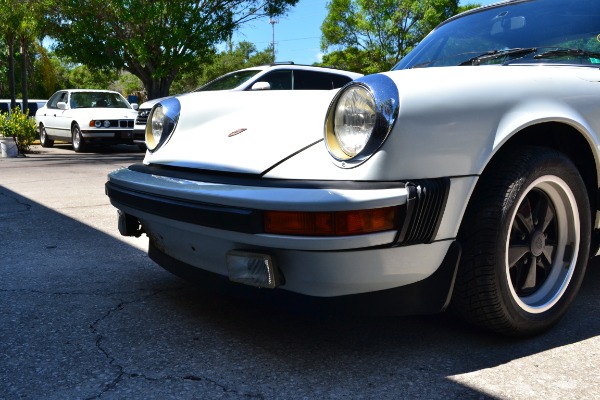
[{"x1": 477, "y1": 121, "x2": 600, "y2": 254}]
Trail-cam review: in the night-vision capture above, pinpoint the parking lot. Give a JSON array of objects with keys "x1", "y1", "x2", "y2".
[{"x1": 1, "y1": 144, "x2": 599, "y2": 399}]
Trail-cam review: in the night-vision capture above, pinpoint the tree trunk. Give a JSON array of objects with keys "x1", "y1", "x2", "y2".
[
  {"x1": 143, "y1": 76, "x2": 176, "y2": 101},
  {"x1": 20, "y1": 36, "x2": 28, "y2": 115},
  {"x1": 7, "y1": 36, "x2": 17, "y2": 110}
]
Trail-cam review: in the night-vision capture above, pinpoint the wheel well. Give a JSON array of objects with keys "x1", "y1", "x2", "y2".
[{"x1": 485, "y1": 122, "x2": 599, "y2": 253}]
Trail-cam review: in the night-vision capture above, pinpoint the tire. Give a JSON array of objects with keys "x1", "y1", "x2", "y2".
[
  {"x1": 451, "y1": 146, "x2": 591, "y2": 336},
  {"x1": 72, "y1": 123, "x2": 85, "y2": 152},
  {"x1": 39, "y1": 124, "x2": 54, "y2": 148}
]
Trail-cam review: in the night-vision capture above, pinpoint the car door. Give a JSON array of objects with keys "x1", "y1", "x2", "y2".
[
  {"x1": 53, "y1": 91, "x2": 73, "y2": 139},
  {"x1": 41, "y1": 91, "x2": 69, "y2": 137}
]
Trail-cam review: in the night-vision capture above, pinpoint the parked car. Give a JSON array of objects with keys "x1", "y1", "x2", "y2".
[
  {"x1": 132, "y1": 63, "x2": 363, "y2": 145},
  {"x1": 107, "y1": 0, "x2": 600, "y2": 336},
  {"x1": 35, "y1": 89, "x2": 139, "y2": 152}
]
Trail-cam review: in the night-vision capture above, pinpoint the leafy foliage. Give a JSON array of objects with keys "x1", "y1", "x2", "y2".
[
  {"x1": 320, "y1": 0, "x2": 478, "y2": 74},
  {"x1": 0, "y1": 107, "x2": 38, "y2": 153},
  {"x1": 47, "y1": 0, "x2": 299, "y2": 99}
]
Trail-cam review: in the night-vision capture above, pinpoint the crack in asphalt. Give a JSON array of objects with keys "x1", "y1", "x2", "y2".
[
  {"x1": 0, "y1": 191, "x2": 32, "y2": 213},
  {"x1": 84, "y1": 288, "x2": 266, "y2": 400},
  {"x1": 86, "y1": 290, "x2": 166, "y2": 400}
]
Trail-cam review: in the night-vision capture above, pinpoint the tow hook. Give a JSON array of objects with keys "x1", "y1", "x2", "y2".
[{"x1": 117, "y1": 210, "x2": 144, "y2": 237}]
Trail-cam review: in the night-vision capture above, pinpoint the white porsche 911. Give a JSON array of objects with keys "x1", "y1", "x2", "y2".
[{"x1": 106, "y1": 0, "x2": 600, "y2": 336}]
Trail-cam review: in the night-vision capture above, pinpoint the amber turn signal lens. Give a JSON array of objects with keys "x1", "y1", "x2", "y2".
[{"x1": 264, "y1": 206, "x2": 398, "y2": 236}]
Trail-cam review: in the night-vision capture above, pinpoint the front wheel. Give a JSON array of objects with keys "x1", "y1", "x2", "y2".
[
  {"x1": 72, "y1": 123, "x2": 86, "y2": 152},
  {"x1": 39, "y1": 124, "x2": 54, "y2": 148},
  {"x1": 451, "y1": 147, "x2": 591, "y2": 336}
]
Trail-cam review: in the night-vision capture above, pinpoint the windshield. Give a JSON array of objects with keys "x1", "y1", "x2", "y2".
[
  {"x1": 196, "y1": 69, "x2": 262, "y2": 91},
  {"x1": 70, "y1": 92, "x2": 131, "y2": 109},
  {"x1": 394, "y1": 0, "x2": 600, "y2": 69}
]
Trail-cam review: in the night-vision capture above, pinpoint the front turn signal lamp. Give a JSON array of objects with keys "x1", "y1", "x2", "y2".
[{"x1": 264, "y1": 206, "x2": 398, "y2": 236}]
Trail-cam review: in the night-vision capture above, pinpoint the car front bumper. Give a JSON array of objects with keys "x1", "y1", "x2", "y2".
[
  {"x1": 106, "y1": 164, "x2": 459, "y2": 314},
  {"x1": 81, "y1": 129, "x2": 134, "y2": 141}
]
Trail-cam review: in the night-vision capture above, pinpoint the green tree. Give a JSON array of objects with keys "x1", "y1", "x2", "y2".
[
  {"x1": 320, "y1": 0, "x2": 478, "y2": 74},
  {"x1": 0, "y1": 0, "x2": 24, "y2": 108},
  {"x1": 47, "y1": 0, "x2": 299, "y2": 100},
  {"x1": 0, "y1": 0, "x2": 51, "y2": 107}
]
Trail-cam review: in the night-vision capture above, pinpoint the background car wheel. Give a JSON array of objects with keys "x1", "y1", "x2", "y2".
[
  {"x1": 72, "y1": 123, "x2": 86, "y2": 152},
  {"x1": 451, "y1": 146, "x2": 591, "y2": 336},
  {"x1": 39, "y1": 124, "x2": 54, "y2": 148}
]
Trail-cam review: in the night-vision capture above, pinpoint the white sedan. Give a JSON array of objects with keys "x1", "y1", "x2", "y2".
[
  {"x1": 107, "y1": 0, "x2": 600, "y2": 336},
  {"x1": 36, "y1": 89, "x2": 138, "y2": 152}
]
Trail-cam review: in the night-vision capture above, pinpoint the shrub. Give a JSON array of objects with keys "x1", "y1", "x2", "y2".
[{"x1": 0, "y1": 108, "x2": 38, "y2": 154}]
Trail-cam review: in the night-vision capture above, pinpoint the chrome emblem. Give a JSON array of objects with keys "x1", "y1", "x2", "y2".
[{"x1": 228, "y1": 128, "x2": 247, "y2": 137}]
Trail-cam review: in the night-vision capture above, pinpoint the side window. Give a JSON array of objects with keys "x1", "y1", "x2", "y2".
[
  {"x1": 47, "y1": 92, "x2": 63, "y2": 108},
  {"x1": 258, "y1": 70, "x2": 293, "y2": 90},
  {"x1": 47, "y1": 92, "x2": 65, "y2": 109},
  {"x1": 293, "y1": 70, "x2": 353, "y2": 90}
]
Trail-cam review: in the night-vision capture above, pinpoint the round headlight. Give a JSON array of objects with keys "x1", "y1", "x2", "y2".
[
  {"x1": 333, "y1": 86, "x2": 376, "y2": 157},
  {"x1": 325, "y1": 75, "x2": 399, "y2": 167},
  {"x1": 145, "y1": 98, "x2": 181, "y2": 152},
  {"x1": 103, "y1": 120, "x2": 111, "y2": 128},
  {"x1": 94, "y1": 120, "x2": 101, "y2": 128}
]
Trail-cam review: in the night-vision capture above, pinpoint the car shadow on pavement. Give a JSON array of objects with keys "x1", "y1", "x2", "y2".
[{"x1": 1, "y1": 184, "x2": 598, "y2": 399}]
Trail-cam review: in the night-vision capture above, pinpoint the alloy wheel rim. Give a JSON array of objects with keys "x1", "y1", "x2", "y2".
[
  {"x1": 505, "y1": 176, "x2": 579, "y2": 313},
  {"x1": 73, "y1": 128, "x2": 80, "y2": 147}
]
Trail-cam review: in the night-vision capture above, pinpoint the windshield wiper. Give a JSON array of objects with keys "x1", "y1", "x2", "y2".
[
  {"x1": 459, "y1": 47, "x2": 537, "y2": 66},
  {"x1": 534, "y1": 48, "x2": 600, "y2": 61}
]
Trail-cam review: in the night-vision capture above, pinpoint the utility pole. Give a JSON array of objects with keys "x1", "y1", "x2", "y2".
[{"x1": 269, "y1": 17, "x2": 278, "y2": 62}]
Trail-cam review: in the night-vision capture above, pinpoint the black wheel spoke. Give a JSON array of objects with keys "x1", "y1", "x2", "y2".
[
  {"x1": 508, "y1": 244, "x2": 530, "y2": 268},
  {"x1": 541, "y1": 244, "x2": 555, "y2": 266},
  {"x1": 515, "y1": 197, "x2": 535, "y2": 234},
  {"x1": 520, "y1": 256, "x2": 538, "y2": 291},
  {"x1": 534, "y1": 194, "x2": 555, "y2": 232}
]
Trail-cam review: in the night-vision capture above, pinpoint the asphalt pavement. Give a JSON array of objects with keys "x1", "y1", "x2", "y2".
[{"x1": 1, "y1": 144, "x2": 599, "y2": 399}]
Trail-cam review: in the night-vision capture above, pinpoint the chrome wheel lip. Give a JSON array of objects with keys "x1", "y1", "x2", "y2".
[{"x1": 505, "y1": 175, "x2": 579, "y2": 314}]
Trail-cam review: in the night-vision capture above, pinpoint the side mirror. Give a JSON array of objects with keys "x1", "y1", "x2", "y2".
[
  {"x1": 251, "y1": 81, "x2": 271, "y2": 91},
  {"x1": 131, "y1": 103, "x2": 139, "y2": 110},
  {"x1": 57, "y1": 102, "x2": 67, "y2": 110}
]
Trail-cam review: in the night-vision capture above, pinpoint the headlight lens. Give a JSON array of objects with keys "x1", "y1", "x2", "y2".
[
  {"x1": 325, "y1": 76, "x2": 399, "y2": 167},
  {"x1": 94, "y1": 120, "x2": 101, "y2": 128},
  {"x1": 332, "y1": 86, "x2": 377, "y2": 157},
  {"x1": 145, "y1": 98, "x2": 180, "y2": 152}
]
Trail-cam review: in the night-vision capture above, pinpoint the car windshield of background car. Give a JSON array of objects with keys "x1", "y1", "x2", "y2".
[
  {"x1": 196, "y1": 70, "x2": 262, "y2": 91},
  {"x1": 394, "y1": 0, "x2": 600, "y2": 69},
  {"x1": 71, "y1": 92, "x2": 131, "y2": 109}
]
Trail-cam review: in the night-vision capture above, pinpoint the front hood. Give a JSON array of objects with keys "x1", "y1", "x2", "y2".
[{"x1": 143, "y1": 90, "x2": 338, "y2": 174}]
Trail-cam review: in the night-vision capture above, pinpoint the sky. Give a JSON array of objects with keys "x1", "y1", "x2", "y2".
[{"x1": 230, "y1": 0, "x2": 499, "y2": 65}]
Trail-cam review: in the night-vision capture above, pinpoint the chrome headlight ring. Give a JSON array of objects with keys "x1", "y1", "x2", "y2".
[
  {"x1": 145, "y1": 97, "x2": 181, "y2": 152},
  {"x1": 325, "y1": 74, "x2": 400, "y2": 168}
]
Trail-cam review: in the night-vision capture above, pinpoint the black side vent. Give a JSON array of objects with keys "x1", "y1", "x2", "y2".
[{"x1": 398, "y1": 178, "x2": 449, "y2": 245}]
